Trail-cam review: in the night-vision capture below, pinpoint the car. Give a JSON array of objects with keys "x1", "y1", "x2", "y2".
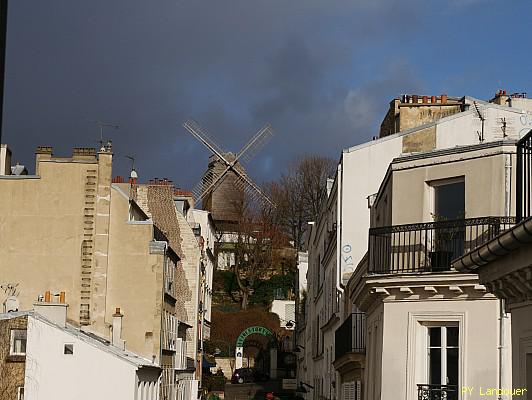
[
  {"x1": 230, "y1": 368, "x2": 255, "y2": 384},
  {"x1": 230, "y1": 368, "x2": 270, "y2": 384}
]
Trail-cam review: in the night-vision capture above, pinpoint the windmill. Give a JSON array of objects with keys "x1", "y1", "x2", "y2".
[{"x1": 183, "y1": 119, "x2": 275, "y2": 224}]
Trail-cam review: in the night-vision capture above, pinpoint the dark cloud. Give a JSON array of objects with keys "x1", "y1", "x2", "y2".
[{"x1": 1, "y1": 0, "x2": 477, "y2": 189}]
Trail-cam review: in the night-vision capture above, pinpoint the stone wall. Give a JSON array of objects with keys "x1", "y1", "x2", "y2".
[{"x1": 0, "y1": 315, "x2": 27, "y2": 400}]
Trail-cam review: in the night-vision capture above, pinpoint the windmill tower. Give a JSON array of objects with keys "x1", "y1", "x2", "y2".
[
  {"x1": 183, "y1": 119, "x2": 275, "y2": 228},
  {"x1": 202, "y1": 152, "x2": 248, "y2": 223}
]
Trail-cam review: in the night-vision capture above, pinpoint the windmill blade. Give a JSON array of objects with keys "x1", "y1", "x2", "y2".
[
  {"x1": 183, "y1": 119, "x2": 230, "y2": 164},
  {"x1": 194, "y1": 164, "x2": 233, "y2": 202},
  {"x1": 234, "y1": 173, "x2": 275, "y2": 209},
  {"x1": 233, "y1": 168, "x2": 275, "y2": 207},
  {"x1": 238, "y1": 124, "x2": 274, "y2": 164}
]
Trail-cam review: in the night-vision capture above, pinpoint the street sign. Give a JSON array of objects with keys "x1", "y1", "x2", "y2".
[{"x1": 282, "y1": 379, "x2": 297, "y2": 390}]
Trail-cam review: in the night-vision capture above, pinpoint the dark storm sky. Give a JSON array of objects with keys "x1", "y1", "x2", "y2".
[{"x1": 3, "y1": 0, "x2": 532, "y2": 188}]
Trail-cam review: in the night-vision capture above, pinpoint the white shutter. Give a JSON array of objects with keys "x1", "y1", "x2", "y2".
[{"x1": 342, "y1": 382, "x2": 356, "y2": 400}]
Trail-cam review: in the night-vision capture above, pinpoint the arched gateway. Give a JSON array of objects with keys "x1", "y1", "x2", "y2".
[{"x1": 234, "y1": 326, "x2": 275, "y2": 370}]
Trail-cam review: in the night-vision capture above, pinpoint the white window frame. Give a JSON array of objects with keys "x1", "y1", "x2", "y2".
[
  {"x1": 426, "y1": 324, "x2": 459, "y2": 386},
  {"x1": 10, "y1": 329, "x2": 27, "y2": 356},
  {"x1": 406, "y1": 312, "x2": 465, "y2": 400},
  {"x1": 425, "y1": 176, "x2": 465, "y2": 221},
  {"x1": 17, "y1": 386, "x2": 24, "y2": 400}
]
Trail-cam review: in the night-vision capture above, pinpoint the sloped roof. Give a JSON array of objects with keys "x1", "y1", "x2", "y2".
[{"x1": 0, "y1": 311, "x2": 159, "y2": 369}]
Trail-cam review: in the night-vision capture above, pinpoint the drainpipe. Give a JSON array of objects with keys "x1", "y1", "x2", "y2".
[
  {"x1": 336, "y1": 160, "x2": 344, "y2": 296},
  {"x1": 334, "y1": 159, "x2": 344, "y2": 400},
  {"x1": 499, "y1": 153, "x2": 512, "y2": 398},
  {"x1": 158, "y1": 240, "x2": 168, "y2": 368},
  {"x1": 194, "y1": 250, "x2": 202, "y2": 385}
]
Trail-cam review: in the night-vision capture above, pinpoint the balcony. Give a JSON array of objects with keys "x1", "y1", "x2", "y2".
[
  {"x1": 368, "y1": 217, "x2": 515, "y2": 274},
  {"x1": 334, "y1": 312, "x2": 366, "y2": 370},
  {"x1": 417, "y1": 384, "x2": 458, "y2": 400}
]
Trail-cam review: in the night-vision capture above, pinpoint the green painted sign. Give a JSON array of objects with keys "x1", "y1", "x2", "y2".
[{"x1": 236, "y1": 326, "x2": 274, "y2": 347}]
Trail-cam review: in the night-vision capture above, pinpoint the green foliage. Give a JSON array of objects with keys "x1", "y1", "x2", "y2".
[
  {"x1": 250, "y1": 273, "x2": 294, "y2": 306},
  {"x1": 213, "y1": 269, "x2": 295, "y2": 307},
  {"x1": 202, "y1": 373, "x2": 226, "y2": 392},
  {"x1": 214, "y1": 270, "x2": 239, "y2": 294}
]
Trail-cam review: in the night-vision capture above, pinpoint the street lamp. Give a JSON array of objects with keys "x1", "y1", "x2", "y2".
[
  {"x1": 296, "y1": 381, "x2": 314, "y2": 393},
  {"x1": 294, "y1": 344, "x2": 305, "y2": 353},
  {"x1": 284, "y1": 319, "x2": 296, "y2": 329}
]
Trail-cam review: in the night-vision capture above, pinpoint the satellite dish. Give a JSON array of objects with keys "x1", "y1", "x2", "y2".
[{"x1": 4, "y1": 296, "x2": 19, "y2": 312}]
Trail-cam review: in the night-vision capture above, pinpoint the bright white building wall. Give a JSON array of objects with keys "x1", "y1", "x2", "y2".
[
  {"x1": 364, "y1": 298, "x2": 511, "y2": 400},
  {"x1": 271, "y1": 300, "x2": 296, "y2": 330},
  {"x1": 297, "y1": 251, "x2": 308, "y2": 295},
  {"x1": 24, "y1": 315, "x2": 159, "y2": 400},
  {"x1": 339, "y1": 102, "x2": 527, "y2": 283}
]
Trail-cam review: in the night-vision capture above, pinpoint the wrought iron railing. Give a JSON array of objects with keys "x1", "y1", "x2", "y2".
[
  {"x1": 417, "y1": 384, "x2": 458, "y2": 400},
  {"x1": 516, "y1": 129, "x2": 532, "y2": 222},
  {"x1": 334, "y1": 312, "x2": 366, "y2": 361},
  {"x1": 368, "y1": 217, "x2": 515, "y2": 274}
]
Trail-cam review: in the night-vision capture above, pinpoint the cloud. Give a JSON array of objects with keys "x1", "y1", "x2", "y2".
[
  {"x1": 342, "y1": 61, "x2": 424, "y2": 135},
  {"x1": 2, "y1": 0, "x2": 479, "y2": 189}
]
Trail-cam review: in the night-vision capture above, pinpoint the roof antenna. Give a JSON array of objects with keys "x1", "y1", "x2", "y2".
[
  {"x1": 90, "y1": 121, "x2": 119, "y2": 150},
  {"x1": 125, "y1": 155, "x2": 137, "y2": 179},
  {"x1": 125, "y1": 155, "x2": 138, "y2": 202}
]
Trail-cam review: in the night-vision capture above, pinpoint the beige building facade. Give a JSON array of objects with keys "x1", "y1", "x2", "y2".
[{"x1": 0, "y1": 145, "x2": 196, "y2": 398}]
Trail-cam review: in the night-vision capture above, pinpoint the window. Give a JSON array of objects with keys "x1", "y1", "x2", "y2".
[
  {"x1": 64, "y1": 344, "x2": 74, "y2": 355},
  {"x1": 10, "y1": 329, "x2": 27, "y2": 355},
  {"x1": 431, "y1": 178, "x2": 466, "y2": 264},
  {"x1": 17, "y1": 387, "x2": 24, "y2": 400},
  {"x1": 433, "y1": 179, "x2": 465, "y2": 220},
  {"x1": 428, "y1": 326, "x2": 459, "y2": 388}
]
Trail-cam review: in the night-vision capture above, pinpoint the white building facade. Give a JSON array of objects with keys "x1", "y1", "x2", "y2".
[
  {"x1": 2, "y1": 311, "x2": 161, "y2": 400},
  {"x1": 299, "y1": 92, "x2": 532, "y2": 400}
]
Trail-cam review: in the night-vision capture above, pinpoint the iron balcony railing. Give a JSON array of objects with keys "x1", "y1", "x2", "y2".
[
  {"x1": 516, "y1": 129, "x2": 532, "y2": 222},
  {"x1": 417, "y1": 384, "x2": 458, "y2": 400},
  {"x1": 334, "y1": 312, "x2": 366, "y2": 361},
  {"x1": 368, "y1": 217, "x2": 515, "y2": 274}
]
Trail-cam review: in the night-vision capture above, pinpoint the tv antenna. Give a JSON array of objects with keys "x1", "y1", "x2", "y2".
[
  {"x1": 90, "y1": 120, "x2": 120, "y2": 149},
  {"x1": 183, "y1": 119, "x2": 275, "y2": 208},
  {"x1": 473, "y1": 101, "x2": 485, "y2": 142},
  {"x1": 125, "y1": 155, "x2": 137, "y2": 179}
]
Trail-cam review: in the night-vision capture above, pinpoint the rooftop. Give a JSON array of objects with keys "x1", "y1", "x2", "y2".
[{"x1": 0, "y1": 311, "x2": 158, "y2": 369}]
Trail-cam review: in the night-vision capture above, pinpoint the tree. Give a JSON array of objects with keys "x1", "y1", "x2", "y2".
[
  {"x1": 268, "y1": 155, "x2": 337, "y2": 250},
  {"x1": 231, "y1": 199, "x2": 287, "y2": 310}
]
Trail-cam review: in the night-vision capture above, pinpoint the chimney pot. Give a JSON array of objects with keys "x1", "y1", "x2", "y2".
[
  {"x1": 45, "y1": 291, "x2": 51, "y2": 302},
  {"x1": 59, "y1": 291, "x2": 65, "y2": 303},
  {"x1": 431, "y1": 95, "x2": 437, "y2": 103},
  {"x1": 422, "y1": 96, "x2": 428, "y2": 104},
  {"x1": 412, "y1": 95, "x2": 418, "y2": 103},
  {"x1": 36, "y1": 146, "x2": 53, "y2": 155},
  {"x1": 441, "y1": 94, "x2": 448, "y2": 104},
  {"x1": 112, "y1": 308, "x2": 125, "y2": 350}
]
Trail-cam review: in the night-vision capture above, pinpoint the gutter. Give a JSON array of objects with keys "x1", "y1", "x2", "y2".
[
  {"x1": 336, "y1": 160, "x2": 344, "y2": 294},
  {"x1": 155, "y1": 239, "x2": 168, "y2": 367},
  {"x1": 452, "y1": 216, "x2": 532, "y2": 271}
]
